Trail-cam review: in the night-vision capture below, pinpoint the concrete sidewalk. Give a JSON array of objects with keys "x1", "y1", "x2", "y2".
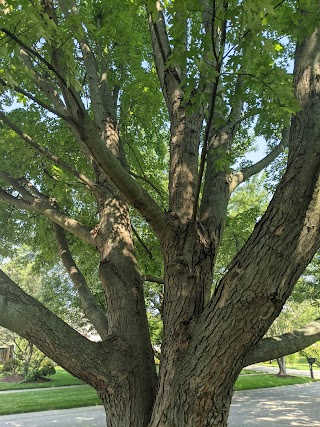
[
  {"x1": 228, "y1": 382, "x2": 320, "y2": 426},
  {"x1": 0, "y1": 383, "x2": 319, "y2": 426},
  {"x1": 0, "y1": 406, "x2": 106, "y2": 426}
]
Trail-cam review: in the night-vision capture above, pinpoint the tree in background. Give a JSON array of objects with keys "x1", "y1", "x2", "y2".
[
  {"x1": 293, "y1": 262, "x2": 320, "y2": 367},
  {"x1": 267, "y1": 300, "x2": 319, "y2": 375},
  {"x1": 0, "y1": 1, "x2": 320, "y2": 426}
]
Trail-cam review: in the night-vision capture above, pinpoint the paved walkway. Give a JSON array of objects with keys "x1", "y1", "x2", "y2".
[
  {"x1": 0, "y1": 383, "x2": 319, "y2": 426},
  {"x1": 228, "y1": 382, "x2": 320, "y2": 426}
]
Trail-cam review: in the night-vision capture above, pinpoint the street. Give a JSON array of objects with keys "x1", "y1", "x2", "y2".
[{"x1": 0, "y1": 383, "x2": 319, "y2": 426}]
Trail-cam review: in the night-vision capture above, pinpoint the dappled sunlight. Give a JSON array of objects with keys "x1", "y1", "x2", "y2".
[
  {"x1": 0, "y1": 407, "x2": 105, "y2": 426},
  {"x1": 170, "y1": 162, "x2": 196, "y2": 221},
  {"x1": 229, "y1": 383, "x2": 320, "y2": 426}
]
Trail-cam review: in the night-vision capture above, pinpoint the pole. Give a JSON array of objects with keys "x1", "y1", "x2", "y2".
[{"x1": 309, "y1": 362, "x2": 314, "y2": 379}]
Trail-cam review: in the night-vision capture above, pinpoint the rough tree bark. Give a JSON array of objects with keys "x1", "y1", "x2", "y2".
[
  {"x1": 1, "y1": 2, "x2": 320, "y2": 427},
  {"x1": 277, "y1": 357, "x2": 287, "y2": 376}
]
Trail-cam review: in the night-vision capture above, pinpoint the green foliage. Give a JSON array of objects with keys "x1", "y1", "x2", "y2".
[
  {"x1": 1, "y1": 358, "x2": 20, "y2": 374},
  {"x1": 0, "y1": 0, "x2": 319, "y2": 365},
  {"x1": 215, "y1": 174, "x2": 269, "y2": 281},
  {"x1": 300, "y1": 343, "x2": 320, "y2": 367},
  {"x1": 0, "y1": 366, "x2": 84, "y2": 391},
  {"x1": 293, "y1": 251, "x2": 320, "y2": 304},
  {"x1": 148, "y1": 312, "x2": 163, "y2": 347},
  {"x1": 0, "y1": 247, "x2": 89, "y2": 330},
  {"x1": 24, "y1": 362, "x2": 56, "y2": 382}
]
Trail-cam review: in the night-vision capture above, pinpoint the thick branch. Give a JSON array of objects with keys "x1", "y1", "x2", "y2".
[
  {"x1": 0, "y1": 170, "x2": 34, "y2": 201},
  {"x1": 147, "y1": 1, "x2": 170, "y2": 102},
  {"x1": 76, "y1": 112, "x2": 167, "y2": 240},
  {"x1": 230, "y1": 127, "x2": 289, "y2": 192},
  {"x1": 53, "y1": 223, "x2": 109, "y2": 339},
  {"x1": 193, "y1": 3, "x2": 228, "y2": 220},
  {"x1": 246, "y1": 318, "x2": 320, "y2": 365},
  {"x1": 0, "y1": 269, "x2": 126, "y2": 389}
]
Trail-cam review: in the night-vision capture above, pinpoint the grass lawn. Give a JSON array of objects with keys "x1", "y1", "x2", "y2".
[
  {"x1": 239, "y1": 369, "x2": 260, "y2": 375},
  {"x1": 0, "y1": 368, "x2": 317, "y2": 416},
  {"x1": 0, "y1": 367, "x2": 84, "y2": 391},
  {"x1": 235, "y1": 373, "x2": 316, "y2": 391},
  {"x1": 0, "y1": 386, "x2": 102, "y2": 415}
]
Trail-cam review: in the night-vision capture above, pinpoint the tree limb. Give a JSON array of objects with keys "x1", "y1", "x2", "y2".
[
  {"x1": 0, "y1": 77, "x2": 68, "y2": 121},
  {"x1": 75, "y1": 112, "x2": 167, "y2": 240},
  {"x1": 53, "y1": 222, "x2": 109, "y2": 339},
  {"x1": 130, "y1": 171, "x2": 165, "y2": 199},
  {"x1": 193, "y1": 2, "x2": 228, "y2": 220},
  {"x1": 147, "y1": 1, "x2": 182, "y2": 112},
  {"x1": 143, "y1": 275, "x2": 165, "y2": 285},
  {"x1": 246, "y1": 318, "x2": 320, "y2": 365},
  {"x1": 1, "y1": 27, "x2": 82, "y2": 112},
  {"x1": 57, "y1": 0, "x2": 115, "y2": 127},
  {"x1": 18, "y1": 48, "x2": 69, "y2": 116},
  {"x1": 230, "y1": 127, "x2": 289, "y2": 192},
  {"x1": 0, "y1": 269, "x2": 127, "y2": 388},
  {"x1": 131, "y1": 223, "x2": 155, "y2": 260},
  {"x1": 147, "y1": 1, "x2": 170, "y2": 102},
  {"x1": 0, "y1": 187, "x2": 95, "y2": 246},
  {"x1": 0, "y1": 111, "x2": 97, "y2": 192},
  {"x1": 0, "y1": 170, "x2": 34, "y2": 201}
]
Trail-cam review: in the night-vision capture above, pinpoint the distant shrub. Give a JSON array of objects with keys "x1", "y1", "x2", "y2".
[
  {"x1": 1, "y1": 359, "x2": 20, "y2": 373},
  {"x1": 39, "y1": 360, "x2": 56, "y2": 376},
  {"x1": 24, "y1": 361, "x2": 56, "y2": 382}
]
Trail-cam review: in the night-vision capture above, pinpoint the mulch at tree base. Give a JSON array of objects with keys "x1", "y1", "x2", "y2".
[
  {"x1": 0, "y1": 374, "x2": 24, "y2": 383},
  {"x1": 0, "y1": 374, "x2": 51, "y2": 383}
]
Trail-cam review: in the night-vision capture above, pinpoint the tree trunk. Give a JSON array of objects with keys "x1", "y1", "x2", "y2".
[
  {"x1": 2, "y1": 9, "x2": 320, "y2": 427},
  {"x1": 23, "y1": 341, "x2": 33, "y2": 377},
  {"x1": 277, "y1": 356, "x2": 287, "y2": 376},
  {"x1": 93, "y1": 177, "x2": 157, "y2": 426}
]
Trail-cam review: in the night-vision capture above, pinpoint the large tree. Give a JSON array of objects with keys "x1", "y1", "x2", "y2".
[{"x1": 0, "y1": 1, "x2": 320, "y2": 426}]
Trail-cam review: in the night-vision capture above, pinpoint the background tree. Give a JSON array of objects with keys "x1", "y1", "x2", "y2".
[
  {"x1": 267, "y1": 300, "x2": 320, "y2": 375},
  {"x1": 0, "y1": 1, "x2": 320, "y2": 427}
]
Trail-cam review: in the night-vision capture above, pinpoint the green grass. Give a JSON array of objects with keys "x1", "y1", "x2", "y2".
[
  {"x1": 285, "y1": 364, "x2": 319, "y2": 370},
  {"x1": 235, "y1": 373, "x2": 316, "y2": 391},
  {"x1": 0, "y1": 367, "x2": 84, "y2": 391},
  {"x1": 0, "y1": 385, "x2": 102, "y2": 415},
  {"x1": 239, "y1": 369, "x2": 260, "y2": 375},
  {"x1": 0, "y1": 369, "x2": 317, "y2": 416}
]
